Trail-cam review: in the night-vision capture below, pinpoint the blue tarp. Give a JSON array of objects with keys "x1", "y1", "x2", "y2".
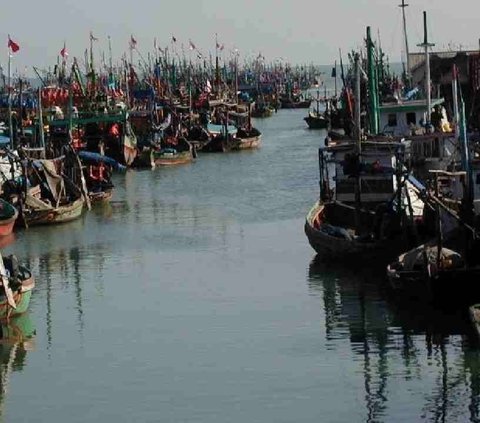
[{"x1": 78, "y1": 151, "x2": 126, "y2": 171}]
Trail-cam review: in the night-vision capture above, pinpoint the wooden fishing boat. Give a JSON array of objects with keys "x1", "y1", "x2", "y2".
[
  {"x1": 281, "y1": 99, "x2": 311, "y2": 109},
  {"x1": 305, "y1": 140, "x2": 421, "y2": 261},
  {"x1": 0, "y1": 199, "x2": 18, "y2": 236},
  {"x1": 18, "y1": 158, "x2": 86, "y2": 226},
  {"x1": 153, "y1": 148, "x2": 194, "y2": 166},
  {"x1": 23, "y1": 196, "x2": 85, "y2": 225},
  {"x1": 304, "y1": 112, "x2": 328, "y2": 129},
  {"x1": 78, "y1": 151, "x2": 124, "y2": 203},
  {"x1": 0, "y1": 254, "x2": 35, "y2": 320},
  {"x1": 233, "y1": 127, "x2": 262, "y2": 150},
  {"x1": 305, "y1": 200, "x2": 388, "y2": 257},
  {"x1": 152, "y1": 136, "x2": 195, "y2": 166}
]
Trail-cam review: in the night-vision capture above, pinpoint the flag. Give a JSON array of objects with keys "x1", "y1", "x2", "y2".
[
  {"x1": 172, "y1": 35, "x2": 177, "y2": 43},
  {"x1": 197, "y1": 52, "x2": 203, "y2": 60},
  {"x1": 7, "y1": 36, "x2": 20, "y2": 53},
  {"x1": 205, "y1": 79, "x2": 212, "y2": 93},
  {"x1": 130, "y1": 35, "x2": 137, "y2": 49},
  {"x1": 331, "y1": 67, "x2": 336, "y2": 78},
  {"x1": 90, "y1": 31, "x2": 99, "y2": 42},
  {"x1": 189, "y1": 40, "x2": 196, "y2": 50},
  {"x1": 60, "y1": 42, "x2": 68, "y2": 59}
]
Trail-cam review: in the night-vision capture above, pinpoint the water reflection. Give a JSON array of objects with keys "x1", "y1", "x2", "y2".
[
  {"x1": 309, "y1": 255, "x2": 480, "y2": 422},
  {"x1": 0, "y1": 315, "x2": 35, "y2": 419}
]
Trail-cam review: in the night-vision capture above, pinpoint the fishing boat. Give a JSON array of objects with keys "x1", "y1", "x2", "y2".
[
  {"x1": 304, "y1": 140, "x2": 420, "y2": 260},
  {"x1": 304, "y1": 112, "x2": 328, "y2": 129},
  {"x1": 305, "y1": 52, "x2": 426, "y2": 261},
  {"x1": 0, "y1": 254, "x2": 35, "y2": 320},
  {"x1": 78, "y1": 151, "x2": 125, "y2": 203},
  {"x1": 251, "y1": 101, "x2": 273, "y2": 118},
  {"x1": 0, "y1": 199, "x2": 18, "y2": 237},
  {"x1": 153, "y1": 137, "x2": 195, "y2": 166},
  {"x1": 280, "y1": 98, "x2": 311, "y2": 109},
  {"x1": 19, "y1": 158, "x2": 86, "y2": 226},
  {"x1": 233, "y1": 127, "x2": 262, "y2": 150}
]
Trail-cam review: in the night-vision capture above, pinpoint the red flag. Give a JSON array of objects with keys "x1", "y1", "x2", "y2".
[
  {"x1": 60, "y1": 43, "x2": 68, "y2": 58},
  {"x1": 7, "y1": 36, "x2": 20, "y2": 53}
]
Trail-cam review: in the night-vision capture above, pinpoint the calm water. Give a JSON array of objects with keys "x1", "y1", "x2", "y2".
[{"x1": 2, "y1": 109, "x2": 480, "y2": 422}]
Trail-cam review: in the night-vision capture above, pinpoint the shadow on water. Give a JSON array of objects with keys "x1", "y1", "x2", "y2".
[
  {"x1": 308, "y1": 254, "x2": 480, "y2": 423},
  {"x1": 0, "y1": 314, "x2": 35, "y2": 420}
]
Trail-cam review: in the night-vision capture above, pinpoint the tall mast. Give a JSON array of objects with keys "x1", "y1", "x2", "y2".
[
  {"x1": 417, "y1": 11, "x2": 435, "y2": 127},
  {"x1": 399, "y1": 0, "x2": 411, "y2": 85},
  {"x1": 367, "y1": 26, "x2": 379, "y2": 134},
  {"x1": 354, "y1": 53, "x2": 362, "y2": 234},
  {"x1": 7, "y1": 52, "x2": 13, "y2": 149}
]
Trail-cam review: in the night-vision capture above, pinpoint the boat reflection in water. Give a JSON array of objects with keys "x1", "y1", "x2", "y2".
[
  {"x1": 308, "y1": 255, "x2": 480, "y2": 422},
  {"x1": 0, "y1": 314, "x2": 35, "y2": 419}
]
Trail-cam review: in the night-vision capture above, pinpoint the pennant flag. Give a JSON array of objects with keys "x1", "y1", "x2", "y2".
[
  {"x1": 60, "y1": 42, "x2": 69, "y2": 59},
  {"x1": 189, "y1": 40, "x2": 196, "y2": 50},
  {"x1": 130, "y1": 35, "x2": 137, "y2": 49},
  {"x1": 205, "y1": 79, "x2": 212, "y2": 93},
  {"x1": 90, "y1": 31, "x2": 99, "y2": 42},
  {"x1": 7, "y1": 36, "x2": 20, "y2": 53},
  {"x1": 172, "y1": 35, "x2": 177, "y2": 43},
  {"x1": 216, "y1": 42, "x2": 224, "y2": 51}
]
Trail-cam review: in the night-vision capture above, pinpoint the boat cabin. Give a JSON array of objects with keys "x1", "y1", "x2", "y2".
[
  {"x1": 322, "y1": 141, "x2": 402, "y2": 205},
  {"x1": 379, "y1": 98, "x2": 446, "y2": 137}
]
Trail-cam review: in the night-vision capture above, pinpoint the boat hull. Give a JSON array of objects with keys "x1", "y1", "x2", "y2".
[
  {"x1": 0, "y1": 275, "x2": 34, "y2": 320},
  {"x1": 304, "y1": 115, "x2": 328, "y2": 129},
  {"x1": 25, "y1": 198, "x2": 85, "y2": 226},
  {"x1": 89, "y1": 189, "x2": 113, "y2": 203},
  {"x1": 0, "y1": 200, "x2": 18, "y2": 237},
  {"x1": 233, "y1": 135, "x2": 262, "y2": 150},
  {"x1": 153, "y1": 151, "x2": 193, "y2": 166},
  {"x1": 305, "y1": 201, "x2": 406, "y2": 261}
]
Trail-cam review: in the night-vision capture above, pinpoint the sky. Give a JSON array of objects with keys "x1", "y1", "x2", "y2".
[{"x1": 1, "y1": 0, "x2": 480, "y2": 75}]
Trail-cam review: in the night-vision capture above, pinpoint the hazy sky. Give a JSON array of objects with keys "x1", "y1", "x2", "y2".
[{"x1": 1, "y1": 0, "x2": 480, "y2": 74}]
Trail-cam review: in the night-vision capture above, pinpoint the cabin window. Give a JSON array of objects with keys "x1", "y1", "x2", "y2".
[
  {"x1": 388, "y1": 114, "x2": 397, "y2": 127},
  {"x1": 406, "y1": 112, "x2": 416, "y2": 125}
]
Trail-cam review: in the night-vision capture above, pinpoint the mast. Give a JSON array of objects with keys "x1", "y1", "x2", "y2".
[
  {"x1": 7, "y1": 52, "x2": 13, "y2": 149},
  {"x1": 367, "y1": 26, "x2": 379, "y2": 134},
  {"x1": 417, "y1": 11, "x2": 435, "y2": 127},
  {"x1": 354, "y1": 53, "x2": 362, "y2": 233},
  {"x1": 334, "y1": 60, "x2": 337, "y2": 98},
  {"x1": 399, "y1": 0, "x2": 411, "y2": 86},
  {"x1": 37, "y1": 88, "x2": 45, "y2": 150},
  {"x1": 452, "y1": 65, "x2": 460, "y2": 137}
]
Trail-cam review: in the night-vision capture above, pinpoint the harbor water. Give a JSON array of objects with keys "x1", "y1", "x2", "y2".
[{"x1": 3, "y1": 109, "x2": 480, "y2": 422}]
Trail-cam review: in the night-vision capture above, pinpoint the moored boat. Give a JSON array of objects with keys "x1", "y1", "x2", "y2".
[
  {"x1": 304, "y1": 112, "x2": 328, "y2": 129},
  {"x1": 0, "y1": 254, "x2": 35, "y2": 320},
  {"x1": 0, "y1": 199, "x2": 18, "y2": 237}
]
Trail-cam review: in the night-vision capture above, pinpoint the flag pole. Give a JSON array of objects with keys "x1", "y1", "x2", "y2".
[{"x1": 7, "y1": 49, "x2": 13, "y2": 149}]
